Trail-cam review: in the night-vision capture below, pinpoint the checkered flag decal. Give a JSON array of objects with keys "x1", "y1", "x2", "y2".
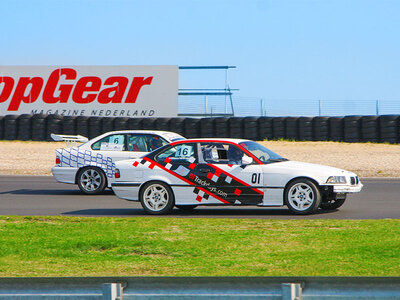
[{"x1": 193, "y1": 187, "x2": 210, "y2": 202}]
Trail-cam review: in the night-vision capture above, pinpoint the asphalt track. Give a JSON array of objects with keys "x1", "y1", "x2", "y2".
[{"x1": 0, "y1": 175, "x2": 399, "y2": 219}]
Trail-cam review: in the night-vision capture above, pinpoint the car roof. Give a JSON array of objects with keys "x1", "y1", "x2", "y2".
[
  {"x1": 172, "y1": 138, "x2": 250, "y2": 144},
  {"x1": 88, "y1": 130, "x2": 185, "y2": 143}
]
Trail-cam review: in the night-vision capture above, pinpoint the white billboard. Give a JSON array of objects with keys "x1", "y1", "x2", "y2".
[{"x1": 0, "y1": 65, "x2": 178, "y2": 117}]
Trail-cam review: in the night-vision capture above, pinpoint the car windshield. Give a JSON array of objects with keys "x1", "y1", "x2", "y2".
[{"x1": 239, "y1": 141, "x2": 287, "y2": 164}]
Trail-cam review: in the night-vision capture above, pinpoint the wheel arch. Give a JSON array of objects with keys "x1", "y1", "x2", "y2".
[
  {"x1": 138, "y1": 179, "x2": 175, "y2": 200},
  {"x1": 284, "y1": 176, "x2": 320, "y2": 193},
  {"x1": 75, "y1": 165, "x2": 109, "y2": 187}
]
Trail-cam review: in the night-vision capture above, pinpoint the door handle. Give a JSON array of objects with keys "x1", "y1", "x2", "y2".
[{"x1": 198, "y1": 168, "x2": 209, "y2": 173}]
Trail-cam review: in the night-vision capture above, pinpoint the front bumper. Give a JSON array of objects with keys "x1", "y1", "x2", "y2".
[{"x1": 332, "y1": 184, "x2": 363, "y2": 193}]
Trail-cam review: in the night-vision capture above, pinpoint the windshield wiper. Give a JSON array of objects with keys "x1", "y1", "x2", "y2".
[{"x1": 267, "y1": 158, "x2": 289, "y2": 162}]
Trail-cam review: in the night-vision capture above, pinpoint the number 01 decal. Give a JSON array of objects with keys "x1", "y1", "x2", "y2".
[{"x1": 251, "y1": 173, "x2": 261, "y2": 184}]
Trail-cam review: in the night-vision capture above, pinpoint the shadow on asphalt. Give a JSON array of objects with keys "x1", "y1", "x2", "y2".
[
  {"x1": 62, "y1": 207, "x2": 338, "y2": 217},
  {"x1": 0, "y1": 189, "x2": 115, "y2": 196}
]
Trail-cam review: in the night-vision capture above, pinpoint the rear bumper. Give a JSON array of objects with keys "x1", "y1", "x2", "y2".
[
  {"x1": 111, "y1": 182, "x2": 141, "y2": 201},
  {"x1": 51, "y1": 166, "x2": 78, "y2": 184}
]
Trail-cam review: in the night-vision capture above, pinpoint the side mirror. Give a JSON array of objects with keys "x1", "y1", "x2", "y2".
[{"x1": 241, "y1": 155, "x2": 253, "y2": 166}]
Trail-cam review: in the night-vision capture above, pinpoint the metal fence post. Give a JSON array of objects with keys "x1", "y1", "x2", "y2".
[
  {"x1": 102, "y1": 283, "x2": 123, "y2": 300},
  {"x1": 281, "y1": 283, "x2": 302, "y2": 300}
]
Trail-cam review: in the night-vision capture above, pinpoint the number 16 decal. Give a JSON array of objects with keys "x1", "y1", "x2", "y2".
[{"x1": 251, "y1": 173, "x2": 261, "y2": 184}]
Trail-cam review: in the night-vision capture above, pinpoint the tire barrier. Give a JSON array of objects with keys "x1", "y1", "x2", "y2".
[
  {"x1": 128, "y1": 117, "x2": 143, "y2": 130},
  {"x1": 313, "y1": 117, "x2": 329, "y2": 141},
  {"x1": 343, "y1": 116, "x2": 362, "y2": 143},
  {"x1": 184, "y1": 118, "x2": 200, "y2": 138},
  {"x1": 200, "y1": 118, "x2": 215, "y2": 138},
  {"x1": 46, "y1": 114, "x2": 63, "y2": 141},
  {"x1": 0, "y1": 116, "x2": 4, "y2": 140},
  {"x1": 1, "y1": 114, "x2": 400, "y2": 144},
  {"x1": 76, "y1": 116, "x2": 90, "y2": 138},
  {"x1": 114, "y1": 117, "x2": 130, "y2": 131},
  {"x1": 155, "y1": 118, "x2": 171, "y2": 131},
  {"x1": 298, "y1": 117, "x2": 313, "y2": 141},
  {"x1": 379, "y1": 115, "x2": 399, "y2": 144},
  {"x1": 328, "y1": 117, "x2": 343, "y2": 141},
  {"x1": 17, "y1": 114, "x2": 33, "y2": 141},
  {"x1": 228, "y1": 117, "x2": 243, "y2": 138},
  {"x1": 361, "y1": 116, "x2": 379, "y2": 143},
  {"x1": 101, "y1": 116, "x2": 115, "y2": 134},
  {"x1": 243, "y1": 117, "x2": 259, "y2": 140},
  {"x1": 31, "y1": 114, "x2": 47, "y2": 141},
  {"x1": 258, "y1": 117, "x2": 273, "y2": 140},
  {"x1": 214, "y1": 117, "x2": 230, "y2": 138},
  {"x1": 88, "y1": 117, "x2": 102, "y2": 139},
  {"x1": 3, "y1": 115, "x2": 19, "y2": 140},
  {"x1": 142, "y1": 117, "x2": 157, "y2": 130},
  {"x1": 272, "y1": 117, "x2": 286, "y2": 139},
  {"x1": 170, "y1": 118, "x2": 186, "y2": 136},
  {"x1": 285, "y1": 117, "x2": 299, "y2": 140},
  {"x1": 62, "y1": 116, "x2": 76, "y2": 136}
]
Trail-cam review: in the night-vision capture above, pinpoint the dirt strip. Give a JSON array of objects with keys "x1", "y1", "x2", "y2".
[{"x1": 0, "y1": 140, "x2": 399, "y2": 177}]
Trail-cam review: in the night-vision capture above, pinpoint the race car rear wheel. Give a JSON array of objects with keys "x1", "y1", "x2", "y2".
[
  {"x1": 77, "y1": 167, "x2": 107, "y2": 195},
  {"x1": 284, "y1": 179, "x2": 321, "y2": 214},
  {"x1": 140, "y1": 182, "x2": 175, "y2": 215},
  {"x1": 320, "y1": 197, "x2": 346, "y2": 210},
  {"x1": 176, "y1": 205, "x2": 198, "y2": 211}
]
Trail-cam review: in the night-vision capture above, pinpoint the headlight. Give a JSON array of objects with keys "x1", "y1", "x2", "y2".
[{"x1": 326, "y1": 176, "x2": 347, "y2": 184}]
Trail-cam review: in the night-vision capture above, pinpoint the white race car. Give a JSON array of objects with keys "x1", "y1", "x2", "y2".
[
  {"x1": 51, "y1": 130, "x2": 185, "y2": 194},
  {"x1": 112, "y1": 138, "x2": 363, "y2": 215}
]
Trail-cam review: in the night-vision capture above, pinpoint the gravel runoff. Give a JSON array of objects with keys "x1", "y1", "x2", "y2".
[{"x1": 0, "y1": 140, "x2": 399, "y2": 177}]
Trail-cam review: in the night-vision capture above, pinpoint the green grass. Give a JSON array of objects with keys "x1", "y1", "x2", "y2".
[{"x1": 0, "y1": 216, "x2": 399, "y2": 277}]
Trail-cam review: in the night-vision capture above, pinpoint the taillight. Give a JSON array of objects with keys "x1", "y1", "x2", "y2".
[
  {"x1": 115, "y1": 169, "x2": 120, "y2": 178},
  {"x1": 56, "y1": 157, "x2": 60, "y2": 164}
]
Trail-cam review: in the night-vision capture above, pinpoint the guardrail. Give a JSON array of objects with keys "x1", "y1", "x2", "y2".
[
  {"x1": 0, "y1": 277, "x2": 400, "y2": 299},
  {"x1": 0, "y1": 114, "x2": 399, "y2": 143}
]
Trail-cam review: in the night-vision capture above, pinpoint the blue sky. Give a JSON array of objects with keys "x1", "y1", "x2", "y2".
[{"x1": 1, "y1": 0, "x2": 400, "y2": 115}]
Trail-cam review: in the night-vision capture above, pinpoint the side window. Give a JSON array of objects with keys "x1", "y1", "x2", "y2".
[
  {"x1": 146, "y1": 135, "x2": 169, "y2": 152},
  {"x1": 200, "y1": 143, "x2": 250, "y2": 165},
  {"x1": 91, "y1": 134, "x2": 125, "y2": 151},
  {"x1": 127, "y1": 135, "x2": 147, "y2": 152},
  {"x1": 127, "y1": 134, "x2": 169, "y2": 152},
  {"x1": 156, "y1": 143, "x2": 197, "y2": 163}
]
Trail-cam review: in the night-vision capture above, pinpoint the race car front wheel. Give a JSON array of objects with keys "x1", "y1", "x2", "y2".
[
  {"x1": 284, "y1": 179, "x2": 321, "y2": 214},
  {"x1": 140, "y1": 182, "x2": 175, "y2": 215},
  {"x1": 77, "y1": 167, "x2": 107, "y2": 195}
]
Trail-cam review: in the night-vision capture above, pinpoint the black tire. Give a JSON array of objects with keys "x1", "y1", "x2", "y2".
[
  {"x1": 63, "y1": 116, "x2": 77, "y2": 135},
  {"x1": 320, "y1": 197, "x2": 346, "y2": 210},
  {"x1": 77, "y1": 167, "x2": 107, "y2": 195},
  {"x1": 298, "y1": 117, "x2": 313, "y2": 141},
  {"x1": 140, "y1": 181, "x2": 175, "y2": 215},
  {"x1": 258, "y1": 117, "x2": 273, "y2": 140},
  {"x1": 176, "y1": 205, "x2": 198, "y2": 211},
  {"x1": 76, "y1": 116, "x2": 90, "y2": 137},
  {"x1": 284, "y1": 178, "x2": 321, "y2": 214},
  {"x1": 88, "y1": 117, "x2": 102, "y2": 138}
]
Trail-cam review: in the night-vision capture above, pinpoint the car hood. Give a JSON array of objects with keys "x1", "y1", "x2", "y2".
[{"x1": 263, "y1": 160, "x2": 356, "y2": 178}]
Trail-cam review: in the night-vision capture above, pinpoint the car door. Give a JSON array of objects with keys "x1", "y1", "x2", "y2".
[
  {"x1": 193, "y1": 142, "x2": 264, "y2": 205},
  {"x1": 153, "y1": 142, "x2": 199, "y2": 204}
]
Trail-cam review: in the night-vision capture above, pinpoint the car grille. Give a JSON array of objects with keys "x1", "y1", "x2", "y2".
[{"x1": 350, "y1": 176, "x2": 359, "y2": 185}]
